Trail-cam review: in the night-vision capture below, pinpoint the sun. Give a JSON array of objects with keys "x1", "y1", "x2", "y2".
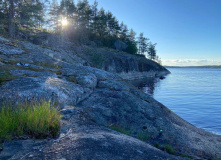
[{"x1": 61, "y1": 19, "x2": 68, "y2": 26}]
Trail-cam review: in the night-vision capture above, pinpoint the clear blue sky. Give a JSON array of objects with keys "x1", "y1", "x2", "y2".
[{"x1": 87, "y1": 0, "x2": 221, "y2": 66}]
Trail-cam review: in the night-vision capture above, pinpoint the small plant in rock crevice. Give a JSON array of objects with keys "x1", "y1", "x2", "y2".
[
  {"x1": 137, "y1": 131, "x2": 149, "y2": 141},
  {"x1": 109, "y1": 125, "x2": 131, "y2": 135},
  {"x1": 163, "y1": 144, "x2": 175, "y2": 155},
  {"x1": 181, "y1": 154, "x2": 193, "y2": 159},
  {"x1": 154, "y1": 143, "x2": 175, "y2": 155}
]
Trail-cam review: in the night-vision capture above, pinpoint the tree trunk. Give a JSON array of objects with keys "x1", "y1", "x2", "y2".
[{"x1": 9, "y1": 0, "x2": 15, "y2": 39}]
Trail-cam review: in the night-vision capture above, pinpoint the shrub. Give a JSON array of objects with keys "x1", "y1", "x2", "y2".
[
  {"x1": 0, "y1": 100, "x2": 61, "y2": 140},
  {"x1": 92, "y1": 52, "x2": 104, "y2": 68},
  {"x1": 154, "y1": 143, "x2": 160, "y2": 148}
]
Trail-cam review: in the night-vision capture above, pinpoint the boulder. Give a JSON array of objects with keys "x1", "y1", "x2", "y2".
[
  {"x1": 0, "y1": 76, "x2": 93, "y2": 107},
  {"x1": 114, "y1": 40, "x2": 128, "y2": 51},
  {"x1": 0, "y1": 43, "x2": 24, "y2": 55},
  {"x1": 76, "y1": 74, "x2": 97, "y2": 88},
  {"x1": 0, "y1": 36, "x2": 9, "y2": 43}
]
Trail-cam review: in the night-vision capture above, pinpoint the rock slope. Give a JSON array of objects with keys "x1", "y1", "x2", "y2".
[{"x1": 0, "y1": 35, "x2": 221, "y2": 159}]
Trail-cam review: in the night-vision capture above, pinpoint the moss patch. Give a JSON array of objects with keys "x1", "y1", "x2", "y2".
[
  {"x1": 66, "y1": 75, "x2": 78, "y2": 84},
  {"x1": 34, "y1": 62, "x2": 62, "y2": 69},
  {"x1": 0, "y1": 61, "x2": 62, "y2": 79},
  {"x1": 0, "y1": 71, "x2": 17, "y2": 85}
]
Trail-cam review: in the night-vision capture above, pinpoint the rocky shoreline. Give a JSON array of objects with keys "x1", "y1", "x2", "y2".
[{"x1": 0, "y1": 36, "x2": 221, "y2": 159}]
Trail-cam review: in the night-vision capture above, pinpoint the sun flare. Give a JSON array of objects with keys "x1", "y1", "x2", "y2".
[{"x1": 61, "y1": 19, "x2": 68, "y2": 26}]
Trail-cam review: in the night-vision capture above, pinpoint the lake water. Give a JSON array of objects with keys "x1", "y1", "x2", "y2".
[{"x1": 141, "y1": 67, "x2": 221, "y2": 135}]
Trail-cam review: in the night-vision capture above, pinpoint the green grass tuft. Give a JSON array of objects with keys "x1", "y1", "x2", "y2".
[
  {"x1": 0, "y1": 100, "x2": 61, "y2": 140},
  {"x1": 137, "y1": 131, "x2": 149, "y2": 141},
  {"x1": 154, "y1": 143, "x2": 175, "y2": 155},
  {"x1": 109, "y1": 125, "x2": 131, "y2": 135},
  {"x1": 181, "y1": 154, "x2": 193, "y2": 159},
  {"x1": 163, "y1": 144, "x2": 175, "y2": 155}
]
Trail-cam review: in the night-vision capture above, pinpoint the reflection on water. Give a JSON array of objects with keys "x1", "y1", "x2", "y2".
[
  {"x1": 128, "y1": 77, "x2": 159, "y2": 96},
  {"x1": 141, "y1": 78, "x2": 160, "y2": 96},
  {"x1": 134, "y1": 68, "x2": 221, "y2": 135}
]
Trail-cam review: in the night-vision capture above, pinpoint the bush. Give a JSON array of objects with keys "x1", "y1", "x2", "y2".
[
  {"x1": 92, "y1": 52, "x2": 104, "y2": 68},
  {"x1": 0, "y1": 100, "x2": 61, "y2": 140}
]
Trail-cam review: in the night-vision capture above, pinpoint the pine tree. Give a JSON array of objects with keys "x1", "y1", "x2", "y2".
[
  {"x1": 18, "y1": 0, "x2": 44, "y2": 27},
  {"x1": 8, "y1": 0, "x2": 15, "y2": 39},
  {"x1": 0, "y1": 0, "x2": 160, "y2": 59},
  {"x1": 76, "y1": 0, "x2": 91, "y2": 29},
  {"x1": 48, "y1": 0, "x2": 59, "y2": 32},
  {"x1": 58, "y1": 0, "x2": 76, "y2": 31},
  {"x1": 76, "y1": 0, "x2": 92, "y2": 42},
  {"x1": 97, "y1": 7, "x2": 107, "y2": 37},
  {"x1": 106, "y1": 12, "x2": 120, "y2": 38},
  {"x1": 148, "y1": 42, "x2": 157, "y2": 60},
  {"x1": 128, "y1": 29, "x2": 136, "y2": 42},
  {"x1": 2, "y1": 0, "x2": 45, "y2": 38},
  {"x1": 126, "y1": 29, "x2": 137, "y2": 54},
  {"x1": 0, "y1": 0, "x2": 8, "y2": 34},
  {"x1": 138, "y1": 32, "x2": 149, "y2": 55},
  {"x1": 90, "y1": 0, "x2": 98, "y2": 34},
  {"x1": 119, "y1": 21, "x2": 128, "y2": 42}
]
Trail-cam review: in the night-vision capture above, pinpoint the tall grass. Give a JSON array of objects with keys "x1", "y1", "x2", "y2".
[{"x1": 0, "y1": 100, "x2": 61, "y2": 140}]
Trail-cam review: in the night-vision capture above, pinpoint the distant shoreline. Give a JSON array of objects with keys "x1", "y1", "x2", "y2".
[{"x1": 164, "y1": 65, "x2": 221, "y2": 68}]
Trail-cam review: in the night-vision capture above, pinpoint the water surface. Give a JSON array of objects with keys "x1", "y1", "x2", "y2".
[{"x1": 141, "y1": 67, "x2": 221, "y2": 135}]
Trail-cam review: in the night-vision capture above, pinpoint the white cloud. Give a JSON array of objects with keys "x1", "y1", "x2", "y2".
[{"x1": 162, "y1": 59, "x2": 221, "y2": 66}]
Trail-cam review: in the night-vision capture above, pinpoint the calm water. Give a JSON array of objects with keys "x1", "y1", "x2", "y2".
[{"x1": 142, "y1": 67, "x2": 221, "y2": 135}]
